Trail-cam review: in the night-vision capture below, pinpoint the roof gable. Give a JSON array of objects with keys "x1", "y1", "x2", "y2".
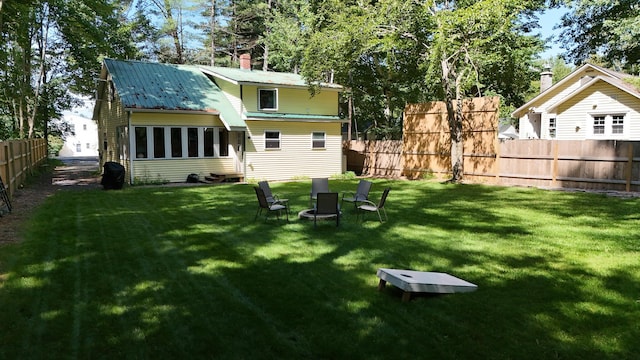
[
  {"x1": 512, "y1": 63, "x2": 640, "y2": 118},
  {"x1": 101, "y1": 59, "x2": 245, "y2": 130},
  {"x1": 199, "y1": 66, "x2": 343, "y2": 91}
]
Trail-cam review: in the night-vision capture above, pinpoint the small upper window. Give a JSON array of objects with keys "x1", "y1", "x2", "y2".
[
  {"x1": 312, "y1": 132, "x2": 326, "y2": 148},
  {"x1": 548, "y1": 118, "x2": 556, "y2": 139},
  {"x1": 265, "y1": 131, "x2": 280, "y2": 149},
  {"x1": 258, "y1": 89, "x2": 277, "y2": 110}
]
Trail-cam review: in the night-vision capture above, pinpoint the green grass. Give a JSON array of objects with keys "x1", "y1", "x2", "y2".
[{"x1": 1, "y1": 180, "x2": 639, "y2": 359}]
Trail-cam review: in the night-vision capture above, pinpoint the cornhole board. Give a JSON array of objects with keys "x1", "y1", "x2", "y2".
[{"x1": 377, "y1": 268, "x2": 478, "y2": 302}]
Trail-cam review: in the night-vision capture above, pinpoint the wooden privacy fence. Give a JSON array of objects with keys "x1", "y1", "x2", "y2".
[
  {"x1": 0, "y1": 139, "x2": 48, "y2": 199},
  {"x1": 345, "y1": 97, "x2": 640, "y2": 192}
]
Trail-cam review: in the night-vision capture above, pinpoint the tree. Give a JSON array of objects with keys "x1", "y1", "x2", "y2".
[
  {"x1": 301, "y1": 0, "x2": 430, "y2": 140},
  {"x1": 0, "y1": 0, "x2": 140, "y2": 140},
  {"x1": 424, "y1": 0, "x2": 544, "y2": 181},
  {"x1": 558, "y1": 0, "x2": 640, "y2": 72}
]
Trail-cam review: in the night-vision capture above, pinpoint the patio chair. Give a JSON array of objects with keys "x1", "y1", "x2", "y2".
[
  {"x1": 254, "y1": 186, "x2": 289, "y2": 222},
  {"x1": 357, "y1": 187, "x2": 390, "y2": 223},
  {"x1": 309, "y1": 177, "x2": 330, "y2": 207},
  {"x1": 314, "y1": 192, "x2": 340, "y2": 228},
  {"x1": 258, "y1": 180, "x2": 289, "y2": 213},
  {"x1": 341, "y1": 179, "x2": 372, "y2": 210}
]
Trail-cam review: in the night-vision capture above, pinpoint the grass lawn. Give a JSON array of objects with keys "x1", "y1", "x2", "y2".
[{"x1": 0, "y1": 179, "x2": 639, "y2": 359}]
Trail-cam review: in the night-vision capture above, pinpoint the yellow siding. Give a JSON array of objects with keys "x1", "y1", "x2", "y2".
[
  {"x1": 132, "y1": 158, "x2": 236, "y2": 183},
  {"x1": 214, "y1": 78, "x2": 243, "y2": 114},
  {"x1": 132, "y1": 113, "x2": 222, "y2": 127},
  {"x1": 245, "y1": 121, "x2": 343, "y2": 181},
  {"x1": 242, "y1": 85, "x2": 339, "y2": 115},
  {"x1": 96, "y1": 85, "x2": 130, "y2": 174}
]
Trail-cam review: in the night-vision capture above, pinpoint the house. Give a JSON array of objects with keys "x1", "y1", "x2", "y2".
[
  {"x1": 57, "y1": 102, "x2": 99, "y2": 157},
  {"x1": 498, "y1": 123, "x2": 519, "y2": 139},
  {"x1": 512, "y1": 63, "x2": 640, "y2": 140},
  {"x1": 92, "y1": 55, "x2": 345, "y2": 184}
]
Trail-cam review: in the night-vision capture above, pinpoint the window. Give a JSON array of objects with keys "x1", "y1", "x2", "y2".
[
  {"x1": 153, "y1": 127, "x2": 165, "y2": 158},
  {"x1": 312, "y1": 132, "x2": 326, "y2": 148},
  {"x1": 548, "y1": 118, "x2": 556, "y2": 139},
  {"x1": 265, "y1": 131, "x2": 280, "y2": 149},
  {"x1": 86, "y1": 143, "x2": 90, "y2": 149},
  {"x1": 204, "y1": 128, "x2": 215, "y2": 157},
  {"x1": 76, "y1": 143, "x2": 82, "y2": 152},
  {"x1": 171, "y1": 127, "x2": 183, "y2": 157},
  {"x1": 612, "y1": 115, "x2": 624, "y2": 134},
  {"x1": 258, "y1": 89, "x2": 277, "y2": 110},
  {"x1": 219, "y1": 128, "x2": 229, "y2": 156},
  {"x1": 188, "y1": 127, "x2": 198, "y2": 157},
  {"x1": 591, "y1": 114, "x2": 626, "y2": 138},
  {"x1": 134, "y1": 126, "x2": 229, "y2": 159},
  {"x1": 593, "y1": 116, "x2": 605, "y2": 135},
  {"x1": 83, "y1": 124, "x2": 87, "y2": 131},
  {"x1": 135, "y1": 127, "x2": 148, "y2": 158}
]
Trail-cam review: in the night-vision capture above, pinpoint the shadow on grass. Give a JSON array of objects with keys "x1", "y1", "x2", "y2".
[{"x1": 0, "y1": 180, "x2": 639, "y2": 359}]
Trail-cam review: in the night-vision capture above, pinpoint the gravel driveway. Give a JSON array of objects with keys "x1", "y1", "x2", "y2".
[{"x1": 0, "y1": 157, "x2": 101, "y2": 245}]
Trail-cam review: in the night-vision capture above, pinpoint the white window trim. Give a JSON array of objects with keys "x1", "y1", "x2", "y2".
[
  {"x1": 587, "y1": 113, "x2": 627, "y2": 139},
  {"x1": 264, "y1": 130, "x2": 281, "y2": 150},
  {"x1": 311, "y1": 131, "x2": 326, "y2": 149},
  {"x1": 133, "y1": 126, "x2": 228, "y2": 160},
  {"x1": 258, "y1": 88, "x2": 278, "y2": 111}
]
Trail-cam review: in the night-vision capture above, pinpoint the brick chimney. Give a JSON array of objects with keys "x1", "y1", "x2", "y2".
[
  {"x1": 239, "y1": 53, "x2": 251, "y2": 70},
  {"x1": 540, "y1": 64, "x2": 553, "y2": 93}
]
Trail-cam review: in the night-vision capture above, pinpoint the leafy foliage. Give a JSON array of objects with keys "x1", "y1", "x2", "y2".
[{"x1": 558, "y1": 0, "x2": 640, "y2": 72}]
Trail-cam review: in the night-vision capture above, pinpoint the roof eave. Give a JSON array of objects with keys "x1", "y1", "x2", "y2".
[{"x1": 124, "y1": 107, "x2": 221, "y2": 115}]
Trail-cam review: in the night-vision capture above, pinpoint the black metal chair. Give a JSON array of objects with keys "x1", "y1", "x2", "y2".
[
  {"x1": 258, "y1": 180, "x2": 289, "y2": 213},
  {"x1": 309, "y1": 178, "x2": 329, "y2": 207},
  {"x1": 254, "y1": 186, "x2": 289, "y2": 222},
  {"x1": 357, "y1": 188, "x2": 390, "y2": 223},
  {"x1": 341, "y1": 179, "x2": 372, "y2": 210},
  {"x1": 314, "y1": 192, "x2": 340, "y2": 228}
]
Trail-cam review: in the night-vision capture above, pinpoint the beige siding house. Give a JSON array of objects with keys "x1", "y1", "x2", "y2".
[
  {"x1": 512, "y1": 63, "x2": 640, "y2": 140},
  {"x1": 93, "y1": 57, "x2": 345, "y2": 184}
]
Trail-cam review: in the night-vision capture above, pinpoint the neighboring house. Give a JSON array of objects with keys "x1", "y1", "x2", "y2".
[
  {"x1": 498, "y1": 123, "x2": 519, "y2": 139},
  {"x1": 57, "y1": 107, "x2": 99, "y2": 157},
  {"x1": 92, "y1": 55, "x2": 345, "y2": 184},
  {"x1": 512, "y1": 63, "x2": 640, "y2": 140}
]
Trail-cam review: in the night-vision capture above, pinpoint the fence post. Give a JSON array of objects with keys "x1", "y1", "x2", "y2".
[
  {"x1": 625, "y1": 142, "x2": 633, "y2": 192},
  {"x1": 552, "y1": 141, "x2": 559, "y2": 187}
]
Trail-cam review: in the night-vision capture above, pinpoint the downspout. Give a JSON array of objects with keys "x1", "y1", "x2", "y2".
[{"x1": 128, "y1": 111, "x2": 134, "y2": 185}]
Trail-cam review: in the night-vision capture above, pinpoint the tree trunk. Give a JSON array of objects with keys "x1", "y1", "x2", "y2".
[
  {"x1": 209, "y1": 0, "x2": 216, "y2": 66},
  {"x1": 441, "y1": 58, "x2": 464, "y2": 182}
]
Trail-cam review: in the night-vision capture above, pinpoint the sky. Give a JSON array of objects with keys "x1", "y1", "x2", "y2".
[{"x1": 537, "y1": 6, "x2": 570, "y2": 59}]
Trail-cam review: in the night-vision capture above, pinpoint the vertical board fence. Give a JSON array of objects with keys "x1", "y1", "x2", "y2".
[
  {"x1": 402, "y1": 97, "x2": 499, "y2": 182},
  {"x1": 0, "y1": 139, "x2": 48, "y2": 199},
  {"x1": 345, "y1": 97, "x2": 640, "y2": 192}
]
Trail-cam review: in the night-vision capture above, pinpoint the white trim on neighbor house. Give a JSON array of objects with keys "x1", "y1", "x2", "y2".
[{"x1": 513, "y1": 63, "x2": 640, "y2": 141}]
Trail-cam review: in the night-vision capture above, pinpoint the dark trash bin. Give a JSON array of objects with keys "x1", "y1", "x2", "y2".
[
  {"x1": 186, "y1": 173, "x2": 199, "y2": 183},
  {"x1": 101, "y1": 162, "x2": 125, "y2": 190}
]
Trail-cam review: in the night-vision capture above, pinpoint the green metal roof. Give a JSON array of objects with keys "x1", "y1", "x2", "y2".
[
  {"x1": 103, "y1": 59, "x2": 245, "y2": 130},
  {"x1": 199, "y1": 66, "x2": 344, "y2": 91}
]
